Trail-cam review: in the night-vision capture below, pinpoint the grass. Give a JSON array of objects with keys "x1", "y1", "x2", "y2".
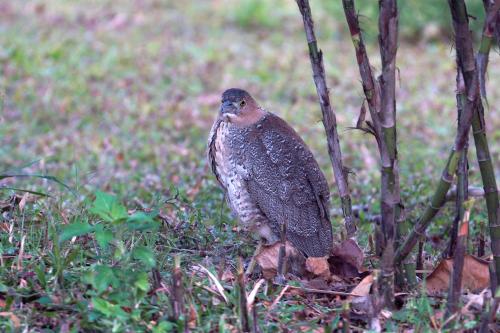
[{"x1": 0, "y1": 0, "x2": 499, "y2": 331}]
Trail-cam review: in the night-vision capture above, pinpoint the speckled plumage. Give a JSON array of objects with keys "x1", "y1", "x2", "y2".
[{"x1": 208, "y1": 90, "x2": 333, "y2": 257}]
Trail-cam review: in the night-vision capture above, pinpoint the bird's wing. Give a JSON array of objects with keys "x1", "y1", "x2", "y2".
[
  {"x1": 245, "y1": 113, "x2": 333, "y2": 257},
  {"x1": 207, "y1": 117, "x2": 224, "y2": 187}
]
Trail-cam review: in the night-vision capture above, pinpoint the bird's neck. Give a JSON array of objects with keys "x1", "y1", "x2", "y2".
[{"x1": 226, "y1": 107, "x2": 266, "y2": 127}]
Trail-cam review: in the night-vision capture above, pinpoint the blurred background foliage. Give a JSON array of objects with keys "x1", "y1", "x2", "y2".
[{"x1": 227, "y1": 0, "x2": 486, "y2": 40}]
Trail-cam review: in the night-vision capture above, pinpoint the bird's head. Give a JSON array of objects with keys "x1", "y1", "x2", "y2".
[{"x1": 219, "y1": 88, "x2": 265, "y2": 125}]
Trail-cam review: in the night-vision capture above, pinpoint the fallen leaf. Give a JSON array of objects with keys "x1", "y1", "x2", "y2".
[
  {"x1": 305, "y1": 257, "x2": 330, "y2": 278},
  {"x1": 220, "y1": 269, "x2": 235, "y2": 282},
  {"x1": 350, "y1": 274, "x2": 374, "y2": 297},
  {"x1": 255, "y1": 242, "x2": 304, "y2": 279},
  {"x1": 426, "y1": 254, "x2": 490, "y2": 294},
  {"x1": 188, "y1": 303, "x2": 197, "y2": 329},
  {"x1": 329, "y1": 239, "x2": 365, "y2": 278}
]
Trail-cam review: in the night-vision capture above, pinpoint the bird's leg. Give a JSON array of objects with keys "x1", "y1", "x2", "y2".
[
  {"x1": 245, "y1": 241, "x2": 262, "y2": 276},
  {"x1": 275, "y1": 221, "x2": 288, "y2": 285}
]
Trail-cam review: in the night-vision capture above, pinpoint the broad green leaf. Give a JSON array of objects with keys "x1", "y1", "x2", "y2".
[
  {"x1": 36, "y1": 296, "x2": 53, "y2": 305},
  {"x1": 92, "y1": 297, "x2": 114, "y2": 316},
  {"x1": 94, "y1": 265, "x2": 119, "y2": 293},
  {"x1": 134, "y1": 272, "x2": 150, "y2": 292},
  {"x1": 59, "y1": 221, "x2": 94, "y2": 243},
  {"x1": 90, "y1": 191, "x2": 128, "y2": 223},
  {"x1": 94, "y1": 224, "x2": 114, "y2": 249},
  {"x1": 132, "y1": 246, "x2": 156, "y2": 268},
  {"x1": 92, "y1": 297, "x2": 128, "y2": 319},
  {"x1": 153, "y1": 321, "x2": 175, "y2": 333},
  {"x1": 34, "y1": 264, "x2": 46, "y2": 289},
  {"x1": 126, "y1": 211, "x2": 159, "y2": 231}
]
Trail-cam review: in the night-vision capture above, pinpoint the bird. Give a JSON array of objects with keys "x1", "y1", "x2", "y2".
[{"x1": 207, "y1": 88, "x2": 333, "y2": 257}]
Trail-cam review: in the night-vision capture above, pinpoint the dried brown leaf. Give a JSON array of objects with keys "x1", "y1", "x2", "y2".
[
  {"x1": 350, "y1": 274, "x2": 373, "y2": 297},
  {"x1": 329, "y1": 239, "x2": 365, "y2": 278},
  {"x1": 305, "y1": 256, "x2": 330, "y2": 278},
  {"x1": 426, "y1": 254, "x2": 490, "y2": 294},
  {"x1": 255, "y1": 241, "x2": 303, "y2": 279}
]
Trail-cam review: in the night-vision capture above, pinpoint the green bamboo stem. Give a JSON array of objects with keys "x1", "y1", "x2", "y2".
[
  {"x1": 472, "y1": 103, "x2": 500, "y2": 289},
  {"x1": 445, "y1": 76, "x2": 469, "y2": 320},
  {"x1": 395, "y1": 149, "x2": 462, "y2": 263},
  {"x1": 296, "y1": 0, "x2": 357, "y2": 237},
  {"x1": 396, "y1": 0, "x2": 480, "y2": 264},
  {"x1": 447, "y1": 70, "x2": 467, "y2": 259},
  {"x1": 473, "y1": 0, "x2": 500, "y2": 290},
  {"x1": 378, "y1": 0, "x2": 399, "y2": 307},
  {"x1": 342, "y1": 0, "x2": 403, "y2": 297},
  {"x1": 477, "y1": 0, "x2": 500, "y2": 100}
]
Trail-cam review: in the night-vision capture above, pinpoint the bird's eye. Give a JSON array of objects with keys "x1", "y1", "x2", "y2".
[{"x1": 239, "y1": 100, "x2": 246, "y2": 107}]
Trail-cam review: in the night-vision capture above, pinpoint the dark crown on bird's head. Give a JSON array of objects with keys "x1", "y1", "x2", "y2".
[{"x1": 221, "y1": 88, "x2": 251, "y2": 103}]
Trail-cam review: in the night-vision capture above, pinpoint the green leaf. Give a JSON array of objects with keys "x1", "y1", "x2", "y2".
[
  {"x1": 132, "y1": 246, "x2": 156, "y2": 268},
  {"x1": 134, "y1": 272, "x2": 150, "y2": 292},
  {"x1": 126, "y1": 211, "x2": 159, "y2": 231},
  {"x1": 92, "y1": 297, "x2": 128, "y2": 319},
  {"x1": 59, "y1": 221, "x2": 94, "y2": 243},
  {"x1": 153, "y1": 321, "x2": 175, "y2": 333},
  {"x1": 90, "y1": 191, "x2": 128, "y2": 223},
  {"x1": 37, "y1": 296, "x2": 53, "y2": 305},
  {"x1": 94, "y1": 224, "x2": 114, "y2": 249},
  {"x1": 34, "y1": 264, "x2": 46, "y2": 289},
  {"x1": 94, "y1": 265, "x2": 119, "y2": 293},
  {"x1": 92, "y1": 297, "x2": 114, "y2": 316}
]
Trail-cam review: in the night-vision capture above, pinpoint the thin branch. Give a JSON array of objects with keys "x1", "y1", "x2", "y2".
[{"x1": 341, "y1": 0, "x2": 384, "y2": 154}]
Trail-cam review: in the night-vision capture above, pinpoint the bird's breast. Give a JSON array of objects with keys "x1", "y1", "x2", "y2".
[{"x1": 213, "y1": 122, "x2": 261, "y2": 227}]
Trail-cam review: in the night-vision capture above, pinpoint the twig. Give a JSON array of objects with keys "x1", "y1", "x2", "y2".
[{"x1": 266, "y1": 284, "x2": 290, "y2": 314}]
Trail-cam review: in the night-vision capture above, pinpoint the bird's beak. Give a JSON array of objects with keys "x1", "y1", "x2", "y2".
[{"x1": 221, "y1": 101, "x2": 237, "y2": 115}]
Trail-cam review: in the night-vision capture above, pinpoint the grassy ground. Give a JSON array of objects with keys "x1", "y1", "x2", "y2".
[{"x1": 0, "y1": 0, "x2": 499, "y2": 331}]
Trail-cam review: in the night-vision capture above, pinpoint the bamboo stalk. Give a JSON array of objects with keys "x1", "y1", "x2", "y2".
[
  {"x1": 276, "y1": 221, "x2": 287, "y2": 284},
  {"x1": 295, "y1": 0, "x2": 356, "y2": 237},
  {"x1": 445, "y1": 78, "x2": 469, "y2": 320},
  {"x1": 378, "y1": 0, "x2": 399, "y2": 306},
  {"x1": 395, "y1": 0, "x2": 480, "y2": 265},
  {"x1": 477, "y1": 0, "x2": 500, "y2": 100},
  {"x1": 447, "y1": 69, "x2": 467, "y2": 259},
  {"x1": 471, "y1": 0, "x2": 500, "y2": 292},
  {"x1": 237, "y1": 258, "x2": 250, "y2": 333},
  {"x1": 341, "y1": 0, "x2": 404, "y2": 298},
  {"x1": 171, "y1": 255, "x2": 185, "y2": 330},
  {"x1": 445, "y1": 208, "x2": 470, "y2": 323}
]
